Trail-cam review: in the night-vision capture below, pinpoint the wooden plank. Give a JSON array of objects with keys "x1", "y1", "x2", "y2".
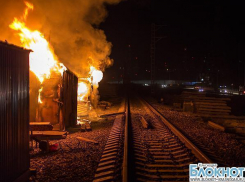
[
  {"x1": 194, "y1": 101, "x2": 227, "y2": 106},
  {"x1": 30, "y1": 122, "x2": 51, "y2": 125},
  {"x1": 198, "y1": 107, "x2": 230, "y2": 111},
  {"x1": 198, "y1": 107, "x2": 231, "y2": 112},
  {"x1": 76, "y1": 137, "x2": 98, "y2": 144},
  {"x1": 98, "y1": 160, "x2": 115, "y2": 167},
  {"x1": 30, "y1": 131, "x2": 67, "y2": 136},
  {"x1": 30, "y1": 131, "x2": 67, "y2": 140},
  {"x1": 100, "y1": 156, "x2": 116, "y2": 162},
  {"x1": 197, "y1": 111, "x2": 230, "y2": 115},
  {"x1": 198, "y1": 105, "x2": 231, "y2": 109},
  {"x1": 208, "y1": 121, "x2": 225, "y2": 131},
  {"x1": 96, "y1": 165, "x2": 115, "y2": 172},
  {"x1": 235, "y1": 128, "x2": 245, "y2": 134},
  {"x1": 30, "y1": 122, "x2": 53, "y2": 131},
  {"x1": 237, "y1": 123, "x2": 245, "y2": 127},
  {"x1": 93, "y1": 175, "x2": 114, "y2": 182},
  {"x1": 193, "y1": 98, "x2": 230, "y2": 101},
  {"x1": 197, "y1": 109, "x2": 230, "y2": 113},
  {"x1": 140, "y1": 116, "x2": 149, "y2": 129},
  {"x1": 198, "y1": 114, "x2": 245, "y2": 120},
  {"x1": 194, "y1": 100, "x2": 227, "y2": 104},
  {"x1": 94, "y1": 171, "x2": 114, "y2": 178},
  {"x1": 99, "y1": 112, "x2": 125, "y2": 118}
]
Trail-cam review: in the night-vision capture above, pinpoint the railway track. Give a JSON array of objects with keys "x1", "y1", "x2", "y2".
[{"x1": 94, "y1": 96, "x2": 212, "y2": 182}]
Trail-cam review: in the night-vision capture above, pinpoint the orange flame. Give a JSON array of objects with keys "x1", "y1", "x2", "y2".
[
  {"x1": 77, "y1": 66, "x2": 103, "y2": 102},
  {"x1": 9, "y1": 1, "x2": 66, "y2": 103},
  {"x1": 78, "y1": 82, "x2": 89, "y2": 101},
  {"x1": 23, "y1": 1, "x2": 33, "y2": 20},
  {"x1": 90, "y1": 66, "x2": 103, "y2": 85},
  {"x1": 38, "y1": 87, "x2": 43, "y2": 104}
]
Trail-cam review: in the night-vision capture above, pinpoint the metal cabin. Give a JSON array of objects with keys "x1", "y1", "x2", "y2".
[
  {"x1": 29, "y1": 68, "x2": 78, "y2": 131},
  {"x1": 0, "y1": 42, "x2": 31, "y2": 182},
  {"x1": 62, "y1": 70, "x2": 78, "y2": 129}
]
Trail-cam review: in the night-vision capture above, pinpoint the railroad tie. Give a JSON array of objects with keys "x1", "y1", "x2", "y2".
[{"x1": 93, "y1": 115, "x2": 124, "y2": 182}]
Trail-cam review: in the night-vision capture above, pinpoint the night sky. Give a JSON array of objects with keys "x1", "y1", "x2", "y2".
[{"x1": 101, "y1": 0, "x2": 245, "y2": 87}]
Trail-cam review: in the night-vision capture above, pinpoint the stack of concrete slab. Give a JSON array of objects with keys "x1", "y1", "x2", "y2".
[{"x1": 181, "y1": 91, "x2": 233, "y2": 119}]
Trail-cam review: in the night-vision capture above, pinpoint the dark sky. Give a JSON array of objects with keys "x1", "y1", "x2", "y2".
[{"x1": 101, "y1": 0, "x2": 245, "y2": 86}]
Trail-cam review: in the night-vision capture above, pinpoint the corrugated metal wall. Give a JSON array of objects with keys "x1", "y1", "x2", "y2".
[
  {"x1": 62, "y1": 70, "x2": 78, "y2": 128},
  {"x1": 0, "y1": 42, "x2": 30, "y2": 182}
]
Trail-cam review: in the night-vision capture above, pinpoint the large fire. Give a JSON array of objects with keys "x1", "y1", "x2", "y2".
[
  {"x1": 77, "y1": 66, "x2": 103, "y2": 125},
  {"x1": 90, "y1": 66, "x2": 103, "y2": 85},
  {"x1": 9, "y1": 1, "x2": 66, "y2": 103},
  {"x1": 78, "y1": 66, "x2": 103, "y2": 102},
  {"x1": 78, "y1": 82, "x2": 88, "y2": 101},
  {"x1": 9, "y1": 1, "x2": 104, "y2": 110}
]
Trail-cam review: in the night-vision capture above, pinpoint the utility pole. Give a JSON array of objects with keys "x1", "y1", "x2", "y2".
[
  {"x1": 243, "y1": 62, "x2": 245, "y2": 87},
  {"x1": 150, "y1": 24, "x2": 156, "y2": 94},
  {"x1": 150, "y1": 23, "x2": 166, "y2": 94}
]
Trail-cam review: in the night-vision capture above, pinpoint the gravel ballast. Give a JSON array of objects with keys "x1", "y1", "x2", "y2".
[
  {"x1": 147, "y1": 98, "x2": 245, "y2": 167},
  {"x1": 30, "y1": 120, "x2": 114, "y2": 182}
]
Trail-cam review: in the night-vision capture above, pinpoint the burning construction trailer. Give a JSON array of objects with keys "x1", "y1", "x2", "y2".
[
  {"x1": 0, "y1": 0, "x2": 116, "y2": 155},
  {"x1": 77, "y1": 66, "x2": 104, "y2": 124},
  {"x1": 30, "y1": 64, "x2": 104, "y2": 132},
  {"x1": 30, "y1": 69, "x2": 78, "y2": 131},
  {"x1": 7, "y1": 2, "x2": 78, "y2": 132},
  {"x1": 6, "y1": 1, "x2": 108, "y2": 131}
]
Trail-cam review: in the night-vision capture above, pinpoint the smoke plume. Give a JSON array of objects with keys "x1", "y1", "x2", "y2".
[{"x1": 0, "y1": 0, "x2": 121, "y2": 77}]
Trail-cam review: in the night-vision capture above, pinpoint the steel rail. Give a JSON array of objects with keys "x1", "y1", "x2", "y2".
[
  {"x1": 141, "y1": 97, "x2": 212, "y2": 163},
  {"x1": 122, "y1": 97, "x2": 128, "y2": 182},
  {"x1": 93, "y1": 98, "x2": 126, "y2": 182}
]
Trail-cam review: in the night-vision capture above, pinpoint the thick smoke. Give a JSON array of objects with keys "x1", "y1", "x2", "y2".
[{"x1": 0, "y1": 0, "x2": 121, "y2": 77}]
